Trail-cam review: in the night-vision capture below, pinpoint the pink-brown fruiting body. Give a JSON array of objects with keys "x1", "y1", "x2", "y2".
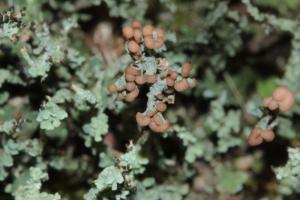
[
  {"x1": 133, "y1": 29, "x2": 142, "y2": 43},
  {"x1": 132, "y1": 20, "x2": 141, "y2": 29},
  {"x1": 135, "y1": 75, "x2": 146, "y2": 85},
  {"x1": 248, "y1": 127, "x2": 276, "y2": 146},
  {"x1": 108, "y1": 84, "x2": 118, "y2": 93},
  {"x1": 136, "y1": 112, "x2": 151, "y2": 126},
  {"x1": 174, "y1": 79, "x2": 189, "y2": 92},
  {"x1": 125, "y1": 73, "x2": 136, "y2": 82},
  {"x1": 126, "y1": 82, "x2": 136, "y2": 91},
  {"x1": 126, "y1": 65, "x2": 140, "y2": 76},
  {"x1": 127, "y1": 40, "x2": 140, "y2": 54},
  {"x1": 156, "y1": 102, "x2": 167, "y2": 112},
  {"x1": 143, "y1": 25, "x2": 154, "y2": 36},
  {"x1": 181, "y1": 63, "x2": 192, "y2": 77},
  {"x1": 122, "y1": 26, "x2": 133, "y2": 39},
  {"x1": 263, "y1": 86, "x2": 295, "y2": 111}
]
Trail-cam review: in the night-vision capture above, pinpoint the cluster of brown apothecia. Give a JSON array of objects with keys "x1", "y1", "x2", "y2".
[
  {"x1": 247, "y1": 127, "x2": 275, "y2": 146},
  {"x1": 122, "y1": 21, "x2": 165, "y2": 55},
  {"x1": 262, "y1": 86, "x2": 295, "y2": 111},
  {"x1": 248, "y1": 86, "x2": 295, "y2": 146},
  {"x1": 108, "y1": 21, "x2": 196, "y2": 133},
  {"x1": 133, "y1": 59, "x2": 196, "y2": 133}
]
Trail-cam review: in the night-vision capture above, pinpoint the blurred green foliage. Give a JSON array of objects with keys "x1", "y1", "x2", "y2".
[{"x1": 256, "y1": 0, "x2": 300, "y2": 14}]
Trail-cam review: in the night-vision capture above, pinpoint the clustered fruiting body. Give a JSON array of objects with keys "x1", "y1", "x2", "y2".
[
  {"x1": 263, "y1": 86, "x2": 295, "y2": 111},
  {"x1": 247, "y1": 86, "x2": 295, "y2": 146},
  {"x1": 247, "y1": 127, "x2": 275, "y2": 146},
  {"x1": 108, "y1": 21, "x2": 196, "y2": 133},
  {"x1": 122, "y1": 21, "x2": 165, "y2": 57}
]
